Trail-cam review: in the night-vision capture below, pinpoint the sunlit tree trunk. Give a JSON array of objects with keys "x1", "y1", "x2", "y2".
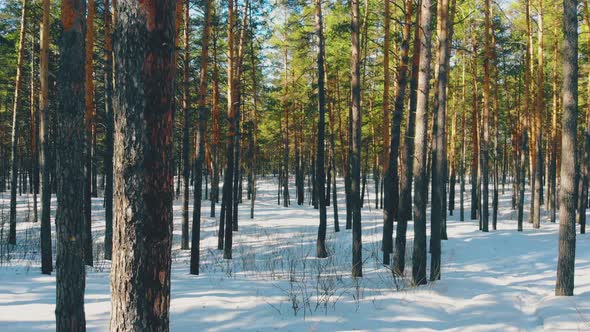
[{"x1": 110, "y1": 0, "x2": 176, "y2": 328}]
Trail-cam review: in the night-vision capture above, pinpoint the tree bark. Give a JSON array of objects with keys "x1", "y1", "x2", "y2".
[
  {"x1": 315, "y1": 0, "x2": 328, "y2": 259},
  {"x1": 350, "y1": 0, "x2": 363, "y2": 278},
  {"x1": 394, "y1": 0, "x2": 420, "y2": 275},
  {"x1": 555, "y1": 0, "x2": 578, "y2": 297},
  {"x1": 39, "y1": 0, "x2": 52, "y2": 274},
  {"x1": 412, "y1": 0, "x2": 434, "y2": 286},
  {"x1": 191, "y1": 0, "x2": 213, "y2": 275},
  {"x1": 9, "y1": 0, "x2": 28, "y2": 245},
  {"x1": 110, "y1": 0, "x2": 176, "y2": 329},
  {"x1": 56, "y1": 0, "x2": 87, "y2": 329},
  {"x1": 103, "y1": 0, "x2": 114, "y2": 260}
]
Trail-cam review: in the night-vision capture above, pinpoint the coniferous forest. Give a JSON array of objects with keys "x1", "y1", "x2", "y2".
[{"x1": 0, "y1": 0, "x2": 589, "y2": 330}]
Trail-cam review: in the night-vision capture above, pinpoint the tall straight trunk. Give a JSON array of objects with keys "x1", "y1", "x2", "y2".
[
  {"x1": 412, "y1": 0, "x2": 433, "y2": 286},
  {"x1": 222, "y1": 0, "x2": 237, "y2": 259},
  {"x1": 110, "y1": 0, "x2": 176, "y2": 329},
  {"x1": 533, "y1": 0, "x2": 544, "y2": 229},
  {"x1": 103, "y1": 0, "x2": 114, "y2": 260},
  {"x1": 315, "y1": 0, "x2": 328, "y2": 258},
  {"x1": 210, "y1": 28, "x2": 220, "y2": 218},
  {"x1": 449, "y1": 101, "x2": 457, "y2": 217},
  {"x1": 39, "y1": 0, "x2": 52, "y2": 274},
  {"x1": 578, "y1": 4, "x2": 590, "y2": 233},
  {"x1": 350, "y1": 0, "x2": 362, "y2": 278},
  {"x1": 181, "y1": 0, "x2": 190, "y2": 251},
  {"x1": 56, "y1": 0, "x2": 87, "y2": 329},
  {"x1": 282, "y1": 49, "x2": 290, "y2": 208},
  {"x1": 555, "y1": 0, "x2": 578, "y2": 296},
  {"x1": 383, "y1": 0, "x2": 412, "y2": 266},
  {"x1": 394, "y1": 0, "x2": 420, "y2": 275},
  {"x1": 431, "y1": 0, "x2": 450, "y2": 280},
  {"x1": 549, "y1": 34, "x2": 559, "y2": 224},
  {"x1": 381, "y1": 0, "x2": 391, "y2": 256},
  {"x1": 526, "y1": 0, "x2": 535, "y2": 225},
  {"x1": 84, "y1": 0, "x2": 95, "y2": 267},
  {"x1": 459, "y1": 52, "x2": 466, "y2": 222},
  {"x1": 249, "y1": 20, "x2": 259, "y2": 219},
  {"x1": 9, "y1": 0, "x2": 28, "y2": 245},
  {"x1": 470, "y1": 38, "x2": 479, "y2": 222},
  {"x1": 480, "y1": 0, "x2": 492, "y2": 232},
  {"x1": 191, "y1": 0, "x2": 213, "y2": 275},
  {"x1": 30, "y1": 28, "x2": 38, "y2": 224},
  {"x1": 329, "y1": 101, "x2": 340, "y2": 232},
  {"x1": 491, "y1": 9, "x2": 499, "y2": 231}
]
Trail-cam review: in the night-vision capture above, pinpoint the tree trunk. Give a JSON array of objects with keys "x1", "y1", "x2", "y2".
[
  {"x1": 532, "y1": 0, "x2": 544, "y2": 229},
  {"x1": 394, "y1": 0, "x2": 420, "y2": 275},
  {"x1": 181, "y1": 0, "x2": 190, "y2": 251},
  {"x1": 412, "y1": 0, "x2": 434, "y2": 286},
  {"x1": 350, "y1": 0, "x2": 363, "y2": 278},
  {"x1": 315, "y1": 0, "x2": 328, "y2": 259},
  {"x1": 84, "y1": 0, "x2": 95, "y2": 267},
  {"x1": 39, "y1": 0, "x2": 52, "y2": 274},
  {"x1": 555, "y1": 0, "x2": 578, "y2": 297},
  {"x1": 430, "y1": 0, "x2": 450, "y2": 280},
  {"x1": 110, "y1": 0, "x2": 176, "y2": 329},
  {"x1": 55, "y1": 0, "x2": 87, "y2": 329},
  {"x1": 9, "y1": 0, "x2": 28, "y2": 246},
  {"x1": 103, "y1": 0, "x2": 114, "y2": 260},
  {"x1": 191, "y1": 0, "x2": 213, "y2": 275}
]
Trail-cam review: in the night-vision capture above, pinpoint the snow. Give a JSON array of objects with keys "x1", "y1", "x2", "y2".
[{"x1": 0, "y1": 178, "x2": 589, "y2": 331}]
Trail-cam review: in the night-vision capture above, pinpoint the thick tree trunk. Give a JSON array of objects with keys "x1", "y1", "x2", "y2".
[
  {"x1": 110, "y1": 0, "x2": 176, "y2": 329},
  {"x1": 555, "y1": 0, "x2": 578, "y2": 297},
  {"x1": 55, "y1": 0, "x2": 87, "y2": 329}
]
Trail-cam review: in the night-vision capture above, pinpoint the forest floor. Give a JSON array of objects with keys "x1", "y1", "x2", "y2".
[{"x1": 0, "y1": 177, "x2": 589, "y2": 331}]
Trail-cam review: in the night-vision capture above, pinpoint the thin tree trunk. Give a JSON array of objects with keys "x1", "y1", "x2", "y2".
[
  {"x1": 350, "y1": 0, "x2": 362, "y2": 278},
  {"x1": 84, "y1": 0, "x2": 95, "y2": 266},
  {"x1": 8, "y1": 0, "x2": 28, "y2": 245},
  {"x1": 394, "y1": 0, "x2": 420, "y2": 275},
  {"x1": 103, "y1": 0, "x2": 114, "y2": 260},
  {"x1": 39, "y1": 0, "x2": 52, "y2": 274},
  {"x1": 430, "y1": 0, "x2": 450, "y2": 280},
  {"x1": 315, "y1": 0, "x2": 328, "y2": 258},
  {"x1": 181, "y1": 0, "x2": 191, "y2": 251},
  {"x1": 412, "y1": 0, "x2": 434, "y2": 286},
  {"x1": 190, "y1": 0, "x2": 213, "y2": 275}
]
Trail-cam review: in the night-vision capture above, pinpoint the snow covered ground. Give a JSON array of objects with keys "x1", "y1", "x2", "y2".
[{"x1": 0, "y1": 177, "x2": 589, "y2": 331}]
